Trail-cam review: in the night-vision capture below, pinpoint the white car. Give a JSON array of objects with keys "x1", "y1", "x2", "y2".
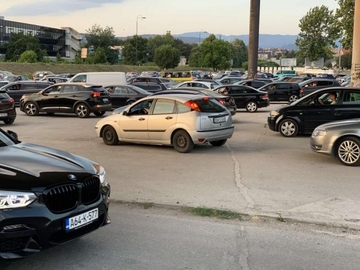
[
  {"x1": 95, "y1": 94, "x2": 234, "y2": 153},
  {"x1": 170, "y1": 81, "x2": 218, "y2": 90}
]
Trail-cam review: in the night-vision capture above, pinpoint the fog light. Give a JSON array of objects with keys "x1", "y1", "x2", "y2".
[{"x1": 3, "y1": 224, "x2": 27, "y2": 231}]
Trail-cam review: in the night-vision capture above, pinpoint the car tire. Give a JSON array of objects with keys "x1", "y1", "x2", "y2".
[
  {"x1": 102, "y1": 125, "x2": 119, "y2": 145},
  {"x1": 3, "y1": 118, "x2": 15, "y2": 125},
  {"x1": 75, "y1": 103, "x2": 90, "y2": 118},
  {"x1": 24, "y1": 101, "x2": 39, "y2": 116},
  {"x1": 279, "y1": 119, "x2": 299, "y2": 137},
  {"x1": 93, "y1": 111, "x2": 106, "y2": 116},
  {"x1": 245, "y1": 101, "x2": 258, "y2": 112},
  {"x1": 210, "y1": 139, "x2": 227, "y2": 146},
  {"x1": 336, "y1": 136, "x2": 360, "y2": 166},
  {"x1": 172, "y1": 130, "x2": 194, "y2": 153},
  {"x1": 289, "y1": 95, "x2": 299, "y2": 103}
]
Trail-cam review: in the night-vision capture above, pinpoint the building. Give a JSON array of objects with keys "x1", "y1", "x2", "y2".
[{"x1": 0, "y1": 17, "x2": 81, "y2": 61}]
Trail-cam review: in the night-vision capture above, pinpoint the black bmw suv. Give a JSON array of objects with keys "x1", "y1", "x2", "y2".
[
  {"x1": 20, "y1": 83, "x2": 112, "y2": 118},
  {"x1": 0, "y1": 128, "x2": 111, "y2": 259}
]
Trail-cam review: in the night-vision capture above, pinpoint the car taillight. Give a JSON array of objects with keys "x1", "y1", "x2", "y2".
[
  {"x1": 300, "y1": 89, "x2": 304, "y2": 93},
  {"x1": 218, "y1": 99, "x2": 225, "y2": 105},
  {"x1": 92, "y1": 92, "x2": 101, "y2": 98},
  {"x1": 8, "y1": 97, "x2": 14, "y2": 104},
  {"x1": 261, "y1": 94, "x2": 269, "y2": 99},
  {"x1": 185, "y1": 100, "x2": 201, "y2": 112}
]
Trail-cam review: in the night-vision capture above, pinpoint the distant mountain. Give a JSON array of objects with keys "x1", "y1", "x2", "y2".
[{"x1": 118, "y1": 33, "x2": 299, "y2": 49}]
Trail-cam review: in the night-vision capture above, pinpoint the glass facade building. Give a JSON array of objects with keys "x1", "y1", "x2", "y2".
[{"x1": 0, "y1": 17, "x2": 68, "y2": 57}]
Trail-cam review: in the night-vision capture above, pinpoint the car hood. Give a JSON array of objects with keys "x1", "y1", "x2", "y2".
[
  {"x1": 0, "y1": 142, "x2": 97, "y2": 189},
  {"x1": 316, "y1": 118, "x2": 360, "y2": 130}
]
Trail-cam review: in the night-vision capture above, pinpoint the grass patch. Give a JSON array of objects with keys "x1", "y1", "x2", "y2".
[{"x1": 186, "y1": 207, "x2": 246, "y2": 220}]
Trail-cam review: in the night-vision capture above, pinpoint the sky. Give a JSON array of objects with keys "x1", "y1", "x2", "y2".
[{"x1": 0, "y1": 0, "x2": 340, "y2": 37}]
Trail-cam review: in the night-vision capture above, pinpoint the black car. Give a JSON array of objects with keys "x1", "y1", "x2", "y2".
[
  {"x1": 214, "y1": 85, "x2": 270, "y2": 112},
  {"x1": 258, "y1": 82, "x2": 304, "y2": 103},
  {"x1": 19, "y1": 83, "x2": 112, "y2": 118},
  {"x1": 0, "y1": 91, "x2": 16, "y2": 124},
  {"x1": 151, "y1": 87, "x2": 237, "y2": 115},
  {"x1": 130, "y1": 82, "x2": 168, "y2": 93},
  {"x1": 0, "y1": 128, "x2": 111, "y2": 259},
  {"x1": 0, "y1": 81, "x2": 52, "y2": 105},
  {"x1": 235, "y1": 79, "x2": 269, "y2": 89},
  {"x1": 299, "y1": 78, "x2": 341, "y2": 96},
  {"x1": 104, "y1": 85, "x2": 152, "y2": 108},
  {"x1": 267, "y1": 87, "x2": 360, "y2": 137}
]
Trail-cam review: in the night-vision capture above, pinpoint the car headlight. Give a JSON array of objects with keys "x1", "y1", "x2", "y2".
[
  {"x1": 0, "y1": 191, "x2": 37, "y2": 209},
  {"x1": 93, "y1": 164, "x2": 108, "y2": 186},
  {"x1": 312, "y1": 129, "x2": 327, "y2": 137},
  {"x1": 270, "y1": 110, "x2": 279, "y2": 117}
]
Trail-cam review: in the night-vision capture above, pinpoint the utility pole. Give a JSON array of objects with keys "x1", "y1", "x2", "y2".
[
  {"x1": 351, "y1": 0, "x2": 360, "y2": 86},
  {"x1": 247, "y1": 0, "x2": 261, "y2": 79}
]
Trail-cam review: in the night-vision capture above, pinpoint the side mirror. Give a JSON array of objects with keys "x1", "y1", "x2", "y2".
[
  {"x1": 122, "y1": 111, "x2": 128, "y2": 116},
  {"x1": 7, "y1": 130, "x2": 19, "y2": 142}
]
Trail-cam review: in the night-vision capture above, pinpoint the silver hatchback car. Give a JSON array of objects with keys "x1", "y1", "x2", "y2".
[{"x1": 95, "y1": 94, "x2": 234, "y2": 153}]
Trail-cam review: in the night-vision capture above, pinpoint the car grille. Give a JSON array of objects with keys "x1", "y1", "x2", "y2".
[
  {"x1": 0, "y1": 236, "x2": 30, "y2": 252},
  {"x1": 43, "y1": 177, "x2": 100, "y2": 213}
]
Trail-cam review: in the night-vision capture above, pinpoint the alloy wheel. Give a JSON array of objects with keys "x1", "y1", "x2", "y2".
[{"x1": 338, "y1": 139, "x2": 360, "y2": 166}]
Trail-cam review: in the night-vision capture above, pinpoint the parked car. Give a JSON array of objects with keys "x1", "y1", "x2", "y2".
[
  {"x1": 20, "y1": 83, "x2": 112, "y2": 118},
  {"x1": 0, "y1": 128, "x2": 110, "y2": 259},
  {"x1": 0, "y1": 90, "x2": 16, "y2": 124},
  {"x1": 234, "y1": 79, "x2": 269, "y2": 89},
  {"x1": 258, "y1": 82, "x2": 304, "y2": 103},
  {"x1": 95, "y1": 94, "x2": 234, "y2": 153},
  {"x1": 128, "y1": 76, "x2": 177, "y2": 89},
  {"x1": 40, "y1": 76, "x2": 69, "y2": 83},
  {"x1": 129, "y1": 82, "x2": 168, "y2": 93},
  {"x1": 0, "y1": 81, "x2": 52, "y2": 105},
  {"x1": 0, "y1": 80, "x2": 9, "y2": 88},
  {"x1": 267, "y1": 87, "x2": 360, "y2": 137},
  {"x1": 299, "y1": 78, "x2": 341, "y2": 96},
  {"x1": 310, "y1": 119, "x2": 360, "y2": 166},
  {"x1": 316, "y1": 73, "x2": 336, "y2": 79},
  {"x1": 216, "y1": 76, "x2": 243, "y2": 85},
  {"x1": 32, "y1": 70, "x2": 55, "y2": 80},
  {"x1": 104, "y1": 85, "x2": 152, "y2": 108},
  {"x1": 151, "y1": 88, "x2": 237, "y2": 115},
  {"x1": 171, "y1": 81, "x2": 218, "y2": 90},
  {"x1": 214, "y1": 84, "x2": 270, "y2": 112},
  {"x1": 68, "y1": 72, "x2": 127, "y2": 85}
]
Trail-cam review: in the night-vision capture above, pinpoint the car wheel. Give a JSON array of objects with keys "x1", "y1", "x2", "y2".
[
  {"x1": 172, "y1": 130, "x2": 194, "y2": 153},
  {"x1": 3, "y1": 118, "x2": 15, "y2": 125},
  {"x1": 93, "y1": 111, "x2": 106, "y2": 116},
  {"x1": 289, "y1": 95, "x2": 299, "y2": 103},
  {"x1": 336, "y1": 137, "x2": 360, "y2": 166},
  {"x1": 245, "y1": 101, "x2": 258, "y2": 112},
  {"x1": 210, "y1": 139, "x2": 227, "y2": 146},
  {"x1": 102, "y1": 125, "x2": 119, "y2": 145},
  {"x1": 279, "y1": 119, "x2": 299, "y2": 137},
  {"x1": 25, "y1": 101, "x2": 39, "y2": 116},
  {"x1": 75, "y1": 103, "x2": 90, "y2": 118}
]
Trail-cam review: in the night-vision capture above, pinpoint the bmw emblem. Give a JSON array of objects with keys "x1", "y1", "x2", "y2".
[{"x1": 68, "y1": 174, "x2": 77, "y2": 181}]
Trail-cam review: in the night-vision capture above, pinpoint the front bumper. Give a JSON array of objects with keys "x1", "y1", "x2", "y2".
[
  {"x1": 0, "y1": 189, "x2": 110, "y2": 259},
  {"x1": 267, "y1": 117, "x2": 277, "y2": 131}
]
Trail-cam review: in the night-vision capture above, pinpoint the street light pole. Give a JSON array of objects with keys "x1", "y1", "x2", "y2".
[{"x1": 135, "y1": 15, "x2": 146, "y2": 65}]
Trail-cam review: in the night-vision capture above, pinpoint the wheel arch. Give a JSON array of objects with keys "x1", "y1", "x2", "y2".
[
  {"x1": 331, "y1": 134, "x2": 360, "y2": 157},
  {"x1": 170, "y1": 128, "x2": 190, "y2": 145},
  {"x1": 99, "y1": 123, "x2": 117, "y2": 138}
]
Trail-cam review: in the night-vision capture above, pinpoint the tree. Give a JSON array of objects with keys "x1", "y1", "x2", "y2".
[
  {"x1": 154, "y1": 45, "x2": 180, "y2": 69},
  {"x1": 200, "y1": 34, "x2": 231, "y2": 70},
  {"x1": 18, "y1": 50, "x2": 38, "y2": 63},
  {"x1": 85, "y1": 24, "x2": 119, "y2": 64},
  {"x1": 335, "y1": 0, "x2": 355, "y2": 49},
  {"x1": 230, "y1": 39, "x2": 248, "y2": 68},
  {"x1": 295, "y1": 5, "x2": 340, "y2": 61},
  {"x1": 88, "y1": 47, "x2": 108, "y2": 64},
  {"x1": 122, "y1": 36, "x2": 148, "y2": 65},
  {"x1": 188, "y1": 46, "x2": 201, "y2": 67},
  {"x1": 5, "y1": 32, "x2": 45, "y2": 62}
]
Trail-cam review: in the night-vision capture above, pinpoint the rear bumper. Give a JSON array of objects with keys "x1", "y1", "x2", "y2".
[
  {"x1": 91, "y1": 104, "x2": 112, "y2": 112},
  {"x1": 190, "y1": 126, "x2": 234, "y2": 144}
]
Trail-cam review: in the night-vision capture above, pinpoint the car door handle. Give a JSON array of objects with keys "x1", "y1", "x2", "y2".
[
  {"x1": 139, "y1": 117, "x2": 146, "y2": 121},
  {"x1": 165, "y1": 116, "x2": 173, "y2": 120}
]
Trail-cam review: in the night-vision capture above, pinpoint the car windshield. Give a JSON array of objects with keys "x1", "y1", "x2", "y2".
[{"x1": 0, "y1": 129, "x2": 16, "y2": 147}]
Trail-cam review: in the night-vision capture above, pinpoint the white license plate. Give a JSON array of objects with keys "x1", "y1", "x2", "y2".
[
  {"x1": 213, "y1": 116, "x2": 226, "y2": 123},
  {"x1": 103, "y1": 98, "x2": 109, "y2": 102},
  {"x1": 65, "y1": 208, "x2": 98, "y2": 231},
  {"x1": 0, "y1": 113, "x2": 8, "y2": 117}
]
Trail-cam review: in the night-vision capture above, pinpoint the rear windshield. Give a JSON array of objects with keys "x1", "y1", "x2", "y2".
[
  {"x1": 195, "y1": 98, "x2": 226, "y2": 113},
  {"x1": 0, "y1": 93, "x2": 9, "y2": 99}
]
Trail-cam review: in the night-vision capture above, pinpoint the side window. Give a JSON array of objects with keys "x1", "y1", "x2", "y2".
[
  {"x1": 231, "y1": 86, "x2": 244, "y2": 94},
  {"x1": 127, "y1": 88, "x2": 136, "y2": 95},
  {"x1": 344, "y1": 91, "x2": 360, "y2": 103},
  {"x1": 128, "y1": 100, "x2": 153, "y2": 115},
  {"x1": 114, "y1": 87, "x2": 128, "y2": 94},
  {"x1": 9, "y1": 84, "x2": 20, "y2": 90},
  {"x1": 153, "y1": 99, "x2": 175, "y2": 115},
  {"x1": 72, "y1": 75, "x2": 86, "y2": 83},
  {"x1": 104, "y1": 87, "x2": 114, "y2": 93},
  {"x1": 177, "y1": 101, "x2": 191, "y2": 113},
  {"x1": 45, "y1": 86, "x2": 62, "y2": 94},
  {"x1": 62, "y1": 85, "x2": 76, "y2": 93},
  {"x1": 22, "y1": 84, "x2": 37, "y2": 90}
]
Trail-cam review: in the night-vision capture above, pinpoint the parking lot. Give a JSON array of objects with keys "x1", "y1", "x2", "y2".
[{"x1": 8, "y1": 105, "x2": 360, "y2": 228}]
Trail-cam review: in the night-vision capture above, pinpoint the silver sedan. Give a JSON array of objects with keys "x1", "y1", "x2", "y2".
[{"x1": 310, "y1": 118, "x2": 360, "y2": 166}]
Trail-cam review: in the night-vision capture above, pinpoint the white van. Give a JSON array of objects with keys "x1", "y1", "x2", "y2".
[{"x1": 68, "y1": 72, "x2": 127, "y2": 85}]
